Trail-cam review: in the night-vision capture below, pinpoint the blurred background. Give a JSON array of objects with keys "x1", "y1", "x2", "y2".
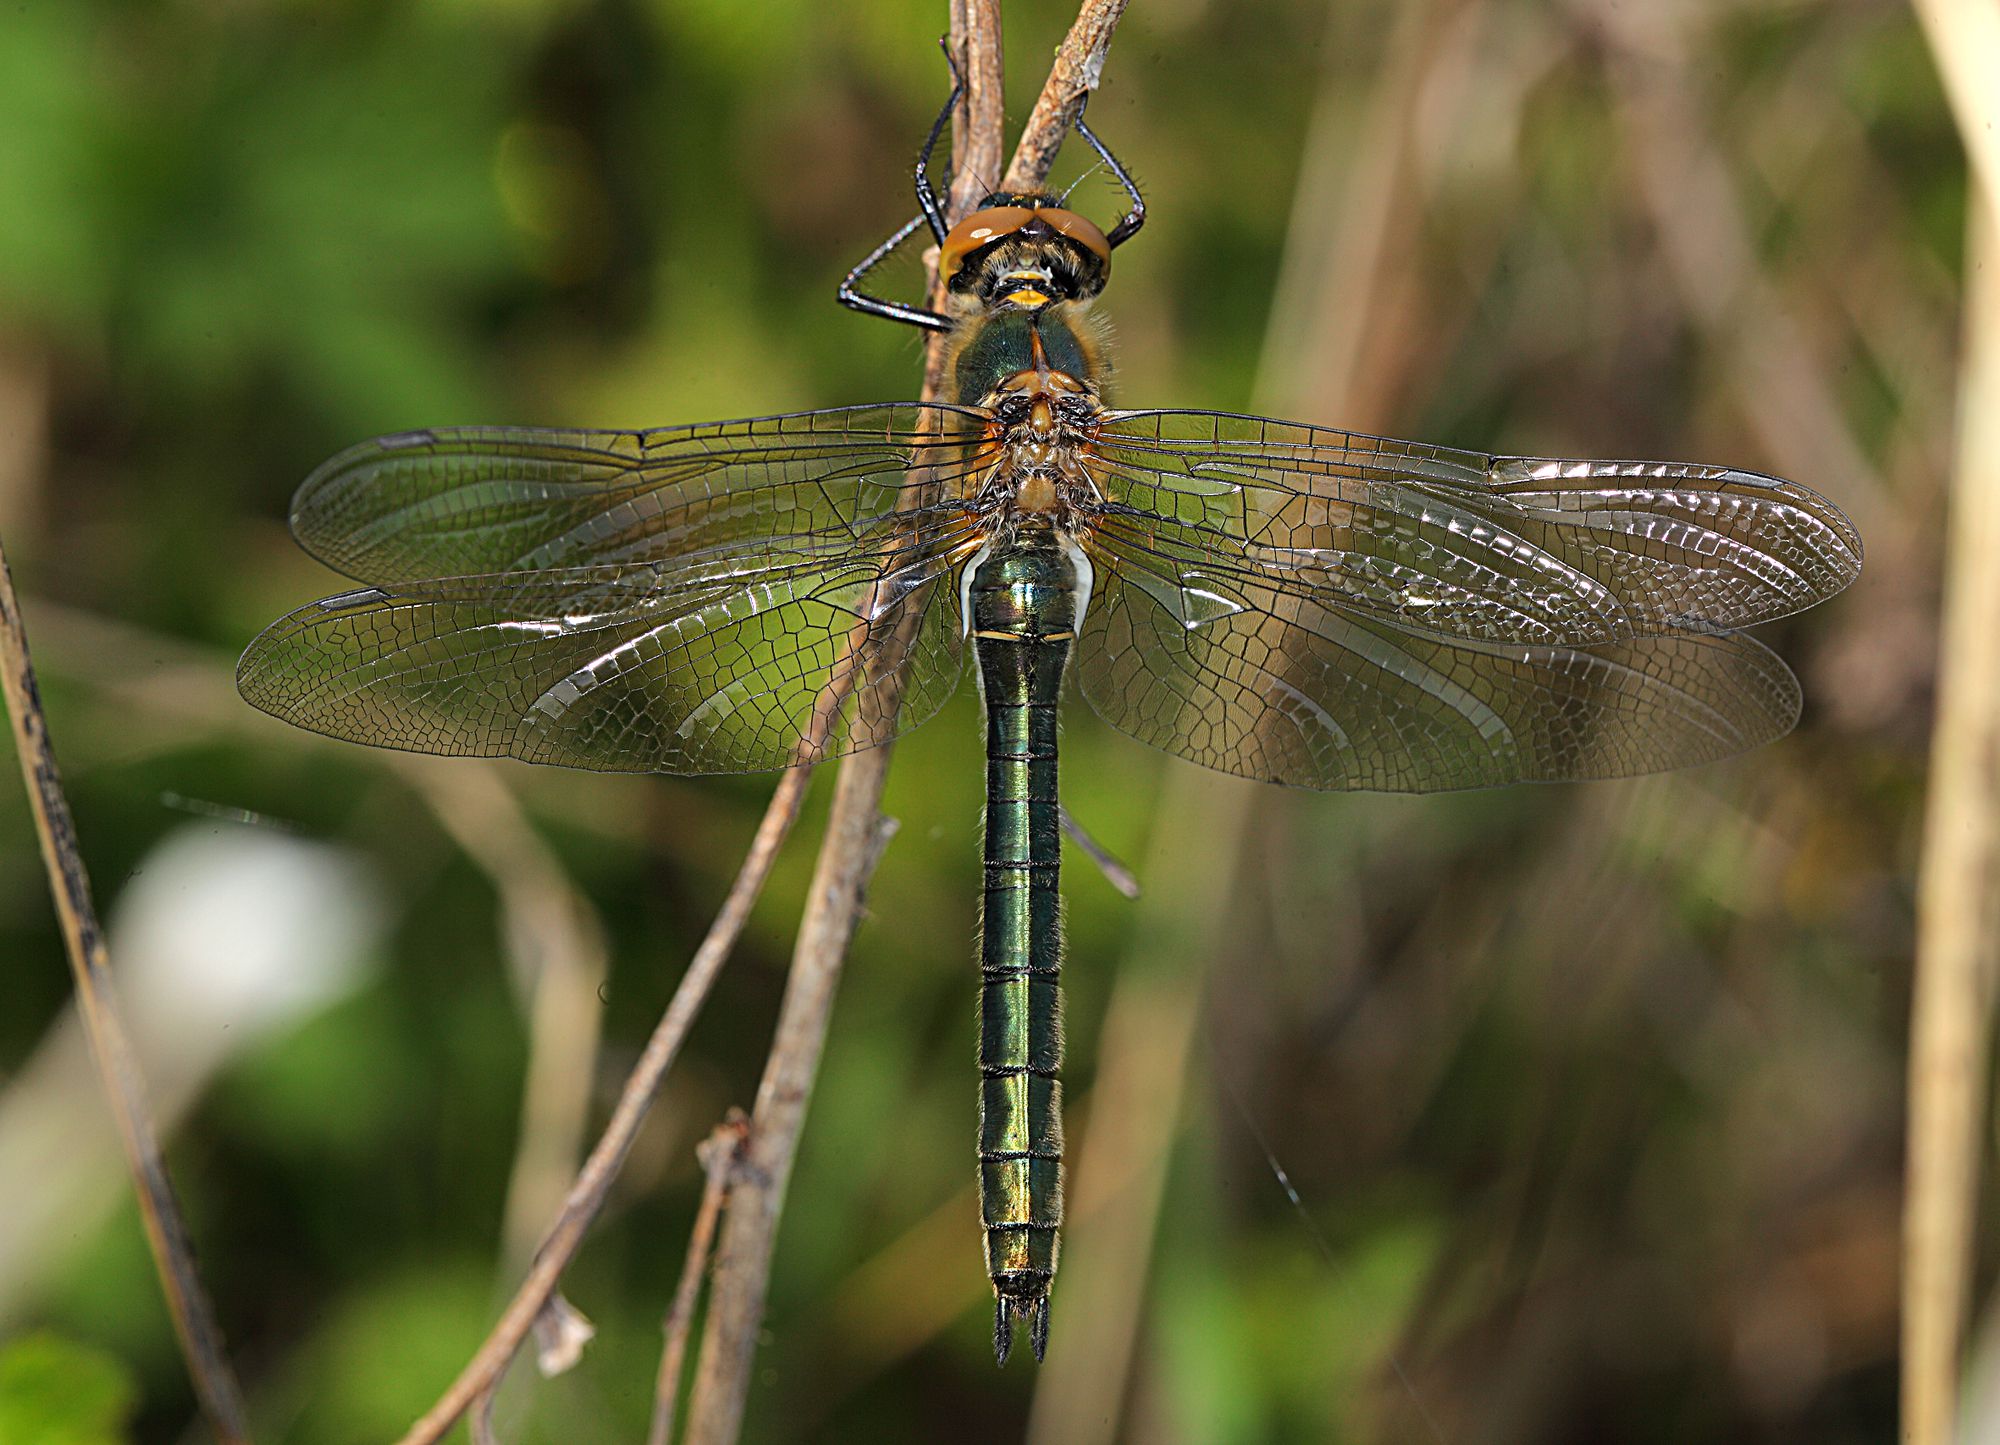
[{"x1": 0, "y1": 0, "x2": 1955, "y2": 1440}]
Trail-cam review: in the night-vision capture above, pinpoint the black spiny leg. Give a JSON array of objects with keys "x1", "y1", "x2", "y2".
[
  {"x1": 835, "y1": 212, "x2": 952, "y2": 332},
  {"x1": 834, "y1": 47, "x2": 964, "y2": 333},
  {"x1": 1072, "y1": 102, "x2": 1147, "y2": 248},
  {"x1": 913, "y1": 41, "x2": 963, "y2": 245}
]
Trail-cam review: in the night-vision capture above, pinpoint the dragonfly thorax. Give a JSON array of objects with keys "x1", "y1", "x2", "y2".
[{"x1": 975, "y1": 367, "x2": 1105, "y2": 519}]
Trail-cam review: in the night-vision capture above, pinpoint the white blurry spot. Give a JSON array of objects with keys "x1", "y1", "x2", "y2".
[
  {"x1": 0, "y1": 823, "x2": 384, "y2": 1321},
  {"x1": 114, "y1": 824, "x2": 383, "y2": 1044}
]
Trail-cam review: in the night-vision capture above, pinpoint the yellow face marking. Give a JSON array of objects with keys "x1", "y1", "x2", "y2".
[{"x1": 1004, "y1": 288, "x2": 1051, "y2": 308}]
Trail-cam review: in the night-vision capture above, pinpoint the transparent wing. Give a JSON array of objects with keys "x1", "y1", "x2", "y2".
[
  {"x1": 237, "y1": 519, "x2": 977, "y2": 774},
  {"x1": 287, "y1": 404, "x2": 989, "y2": 585},
  {"x1": 1076, "y1": 516, "x2": 1802, "y2": 792},
  {"x1": 242, "y1": 403, "x2": 991, "y2": 775},
  {"x1": 1089, "y1": 410, "x2": 1861, "y2": 646}
]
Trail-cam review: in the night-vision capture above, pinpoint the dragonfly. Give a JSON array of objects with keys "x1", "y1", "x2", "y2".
[{"x1": 237, "y1": 72, "x2": 1862, "y2": 1366}]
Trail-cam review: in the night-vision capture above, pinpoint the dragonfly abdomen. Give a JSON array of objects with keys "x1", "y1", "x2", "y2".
[{"x1": 969, "y1": 524, "x2": 1078, "y2": 1365}]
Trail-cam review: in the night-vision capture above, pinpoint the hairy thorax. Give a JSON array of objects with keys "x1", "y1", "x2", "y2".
[{"x1": 966, "y1": 367, "x2": 1107, "y2": 524}]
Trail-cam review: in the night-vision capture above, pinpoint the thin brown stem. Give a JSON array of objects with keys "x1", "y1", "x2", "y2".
[
  {"x1": 1002, "y1": 0, "x2": 1133, "y2": 193},
  {"x1": 398, "y1": 759, "x2": 610, "y2": 1272},
  {"x1": 1901, "y1": 7, "x2": 2000, "y2": 1431},
  {"x1": 393, "y1": 764, "x2": 813, "y2": 1445},
  {"x1": 1904, "y1": 198, "x2": 2000, "y2": 1445},
  {"x1": 684, "y1": 768, "x2": 899, "y2": 1442},
  {"x1": 469, "y1": 1391, "x2": 499, "y2": 1445},
  {"x1": 950, "y1": 0, "x2": 1005, "y2": 209},
  {"x1": 648, "y1": 1114, "x2": 750, "y2": 1445},
  {"x1": 0, "y1": 537, "x2": 253, "y2": 1444}
]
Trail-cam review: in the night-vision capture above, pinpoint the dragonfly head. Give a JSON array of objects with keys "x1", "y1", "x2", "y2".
[{"x1": 940, "y1": 192, "x2": 1111, "y2": 310}]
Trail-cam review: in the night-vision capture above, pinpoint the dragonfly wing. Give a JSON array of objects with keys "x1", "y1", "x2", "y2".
[
  {"x1": 1076, "y1": 521, "x2": 1800, "y2": 791},
  {"x1": 289, "y1": 404, "x2": 988, "y2": 585},
  {"x1": 237, "y1": 529, "x2": 974, "y2": 774},
  {"x1": 1091, "y1": 410, "x2": 1860, "y2": 646}
]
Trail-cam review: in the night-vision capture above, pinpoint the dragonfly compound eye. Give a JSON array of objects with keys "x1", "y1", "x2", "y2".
[
  {"x1": 940, "y1": 206, "x2": 1037, "y2": 286},
  {"x1": 1033, "y1": 207, "x2": 1112, "y2": 272}
]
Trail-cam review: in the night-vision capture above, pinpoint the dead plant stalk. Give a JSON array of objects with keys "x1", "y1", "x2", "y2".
[{"x1": 0, "y1": 538, "x2": 253, "y2": 1443}]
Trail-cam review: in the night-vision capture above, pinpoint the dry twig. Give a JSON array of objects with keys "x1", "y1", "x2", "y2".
[
  {"x1": 1904, "y1": 195, "x2": 2000, "y2": 1445},
  {"x1": 399, "y1": 760, "x2": 610, "y2": 1271},
  {"x1": 950, "y1": 0, "x2": 1006, "y2": 207},
  {"x1": 1903, "y1": 8, "x2": 2000, "y2": 1440},
  {"x1": 1002, "y1": 0, "x2": 1132, "y2": 192},
  {"x1": 648, "y1": 1114, "x2": 750, "y2": 1445},
  {"x1": 394, "y1": 765, "x2": 812, "y2": 1445},
  {"x1": 648, "y1": 1112, "x2": 752, "y2": 1432},
  {"x1": 0, "y1": 538, "x2": 253, "y2": 1443},
  {"x1": 683, "y1": 765, "x2": 901, "y2": 1441}
]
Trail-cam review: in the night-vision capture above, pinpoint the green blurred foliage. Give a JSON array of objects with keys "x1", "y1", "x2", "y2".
[
  {"x1": 0, "y1": 1331, "x2": 139, "y2": 1445},
  {"x1": 0, "y1": 0, "x2": 1951, "y2": 1441}
]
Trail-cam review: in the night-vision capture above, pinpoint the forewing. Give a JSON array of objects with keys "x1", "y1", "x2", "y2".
[
  {"x1": 288, "y1": 404, "x2": 988, "y2": 585},
  {"x1": 1077, "y1": 520, "x2": 1801, "y2": 792},
  {"x1": 237, "y1": 525, "x2": 976, "y2": 775},
  {"x1": 1090, "y1": 410, "x2": 1860, "y2": 646}
]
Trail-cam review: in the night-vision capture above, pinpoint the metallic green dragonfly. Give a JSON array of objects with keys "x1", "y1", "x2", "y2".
[{"x1": 237, "y1": 83, "x2": 1862, "y2": 1365}]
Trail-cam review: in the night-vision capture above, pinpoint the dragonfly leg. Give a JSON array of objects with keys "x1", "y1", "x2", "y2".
[
  {"x1": 833, "y1": 42, "x2": 965, "y2": 333},
  {"x1": 835, "y1": 211, "x2": 953, "y2": 332},
  {"x1": 1071, "y1": 100, "x2": 1146, "y2": 249},
  {"x1": 915, "y1": 36, "x2": 966, "y2": 243}
]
